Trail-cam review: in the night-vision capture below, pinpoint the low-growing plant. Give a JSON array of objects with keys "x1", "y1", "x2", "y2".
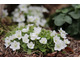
[
  {"x1": 12, "y1": 4, "x2": 49, "y2": 28},
  {"x1": 48, "y1": 4, "x2": 80, "y2": 36},
  {"x1": 4, "y1": 24, "x2": 70, "y2": 55}
]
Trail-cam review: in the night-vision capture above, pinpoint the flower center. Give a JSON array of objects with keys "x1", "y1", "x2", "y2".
[
  {"x1": 30, "y1": 45, "x2": 32, "y2": 48},
  {"x1": 57, "y1": 45, "x2": 60, "y2": 48},
  {"x1": 42, "y1": 41, "x2": 45, "y2": 44},
  {"x1": 18, "y1": 35, "x2": 20, "y2": 37},
  {"x1": 14, "y1": 44, "x2": 17, "y2": 47}
]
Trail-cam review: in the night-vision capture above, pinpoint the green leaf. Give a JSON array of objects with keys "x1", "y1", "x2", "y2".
[
  {"x1": 27, "y1": 49, "x2": 32, "y2": 54},
  {"x1": 54, "y1": 14, "x2": 65, "y2": 26},
  {"x1": 64, "y1": 16, "x2": 72, "y2": 24},
  {"x1": 21, "y1": 43, "x2": 27, "y2": 51},
  {"x1": 69, "y1": 11, "x2": 80, "y2": 19},
  {"x1": 51, "y1": 48, "x2": 54, "y2": 52},
  {"x1": 66, "y1": 22, "x2": 79, "y2": 35},
  {"x1": 0, "y1": 28, "x2": 4, "y2": 35},
  {"x1": 72, "y1": 4, "x2": 80, "y2": 9},
  {"x1": 40, "y1": 48, "x2": 46, "y2": 52},
  {"x1": 56, "y1": 9, "x2": 61, "y2": 13},
  {"x1": 62, "y1": 8, "x2": 70, "y2": 13}
]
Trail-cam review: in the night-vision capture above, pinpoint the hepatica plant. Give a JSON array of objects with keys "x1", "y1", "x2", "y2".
[
  {"x1": 4, "y1": 24, "x2": 70, "y2": 54},
  {"x1": 12, "y1": 4, "x2": 49, "y2": 28}
]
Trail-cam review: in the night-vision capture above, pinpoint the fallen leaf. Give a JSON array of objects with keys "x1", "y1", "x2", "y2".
[
  {"x1": 65, "y1": 47, "x2": 74, "y2": 53},
  {"x1": 46, "y1": 52, "x2": 57, "y2": 57}
]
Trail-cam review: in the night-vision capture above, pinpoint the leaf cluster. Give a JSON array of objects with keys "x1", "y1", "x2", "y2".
[{"x1": 49, "y1": 4, "x2": 80, "y2": 36}]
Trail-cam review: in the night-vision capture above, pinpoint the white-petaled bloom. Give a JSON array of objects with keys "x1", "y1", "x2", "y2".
[
  {"x1": 15, "y1": 30, "x2": 22, "y2": 40},
  {"x1": 27, "y1": 15, "x2": 35, "y2": 22},
  {"x1": 10, "y1": 41, "x2": 20, "y2": 51},
  {"x1": 39, "y1": 38, "x2": 47, "y2": 44},
  {"x1": 22, "y1": 27, "x2": 29, "y2": 32},
  {"x1": 13, "y1": 12, "x2": 20, "y2": 18},
  {"x1": 30, "y1": 33, "x2": 40, "y2": 40},
  {"x1": 60, "y1": 33, "x2": 66, "y2": 39},
  {"x1": 18, "y1": 22, "x2": 25, "y2": 28},
  {"x1": 27, "y1": 15, "x2": 41, "y2": 26},
  {"x1": 17, "y1": 15, "x2": 25, "y2": 22},
  {"x1": 27, "y1": 42, "x2": 35, "y2": 49},
  {"x1": 59, "y1": 28, "x2": 67, "y2": 35},
  {"x1": 18, "y1": 4, "x2": 29, "y2": 13},
  {"x1": 64, "y1": 39, "x2": 70, "y2": 44},
  {"x1": 24, "y1": 34, "x2": 29, "y2": 38},
  {"x1": 22, "y1": 34, "x2": 29, "y2": 43},
  {"x1": 9, "y1": 34, "x2": 16, "y2": 40},
  {"x1": 53, "y1": 35, "x2": 60, "y2": 43},
  {"x1": 28, "y1": 6, "x2": 42, "y2": 13},
  {"x1": 33, "y1": 16, "x2": 41, "y2": 26},
  {"x1": 26, "y1": 24, "x2": 34, "y2": 28},
  {"x1": 50, "y1": 30, "x2": 57, "y2": 37},
  {"x1": 41, "y1": 6, "x2": 49, "y2": 13},
  {"x1": 12, "y1": 8, "x2": 19, "y2": 15},
  {"x1": 33, "y1": 27, "x2": 42, "y2": 35},
  {"x1": 12, "y1": 12, "x2": 21, "y2": 22},
  {"x1": 5, "y1": 40, "x2": 11, "y2": 48},
  {"x1": 54, "y1": 40, "x2": 67, "y2": 51},
  {"x1": 40, "y1": 19, "x2": 47, "y2": 27},
  {"x1": 2, "y1": 9, "x2": 8, "y2": 17}
]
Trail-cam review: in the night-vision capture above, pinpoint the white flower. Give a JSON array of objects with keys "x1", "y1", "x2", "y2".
[
  {"x1": 5, "y1": 40, "x2": 11, "y2": 48},
  {"x1": 59, "y1": 28, "x2": 67, "y2": 35},
  {"x1": 17, "y1": 15, "x2": 25, "y2": 22},
  {"x1": 18, "y1": 4, "x2": 29, "y2": 13},
  {"x1": 34, "y1": 16, "x2": 40, "y2": 26},
  {"x1": 13, "y1": 12, "x2": 20, "y2": 18},
  {"x1": 15, "y1": 30, "x2": 22, "y2": 40},
  {"x1": 10, "y1": 41, "x2": 20, "y2": 51},
  {"x1": 42, "y1": 6, "x2": 49, "y2": 13},
  {"x1": 60, "y1": 33, "x2": 66, "y2": 39},
  {"x1": 39, "y1": 38, "x2": 47, "y2": 44},
  {"x1": 9, "y1": 34, "x2": 16, "y2": 40},
  {"x1": 22, "y1": 35, "x2": 29, "y2": 43},
  {"x1": 2, "y1": 9, "x2": 8, "y2": 17},
  {"x1": 40, "y1": 19, "x2": 47, "y2": 27},
  {"x1": 26, "y1": 24, "x2": 34, "y2": 27},
  {"x1": 27, "y1": 15, "x2": 35, "y2": 22},
  {"x1": 24, "y1": 34, "x2": 29, "y2": 38},
  {"x1": 12, "y1": 8, "x2": 19, "y2": 15},
  {"x1": 30, "y1": 33, "x2": 40, "y2": 40},
  {"x1": 28, "y1": 6, "x2": 42, "y2": 13},
  {"x1": 18, "y1": 22, "x2": 25, "y2": 28},
  {"x1": 53, "y1": 35, "x2": 60, "y2": 43},
  {"x1": 22, "y1": 27, "x2": 29, "y2": 32},
  {"x1": 54, "y1": 40, "x2": 67, "y2": 51},
  {"x1": 64, "y1": 39, "x2": 70, "y2": 44},
  {"x1": 50, "y1": 30, "x2": 57, "y2": 36},
  {"x1": 27, "y1": 42, "x2": 35, "y2": 49},
  {"x1": 33, "y1": 27, "x2": 41, "y2": 35},
  {"x1": 27, "y1": 15, "x2": 41, "y2": 26}
]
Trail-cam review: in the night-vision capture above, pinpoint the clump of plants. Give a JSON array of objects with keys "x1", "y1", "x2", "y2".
[
  {"x1": 4, "y1": 24, "x2": 70, "y2": 55},
  {"x1": 12, "y1": 4, "x2": 49, "y2": 28},
  {"x1": 49, "y1": 4, "x2": 80, "y2": 36},
  {"x1": 2, "y1": 4, "x2": 70, "y2": 55}
]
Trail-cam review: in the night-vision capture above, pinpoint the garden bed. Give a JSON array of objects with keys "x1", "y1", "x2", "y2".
[{"x1": 0, "y1": 4, "x2": 80, "y2": 57}]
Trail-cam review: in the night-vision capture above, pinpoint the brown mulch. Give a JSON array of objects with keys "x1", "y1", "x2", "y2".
[{"x1": 0, "y1": 36, "x2": 80, "y2": 57}]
